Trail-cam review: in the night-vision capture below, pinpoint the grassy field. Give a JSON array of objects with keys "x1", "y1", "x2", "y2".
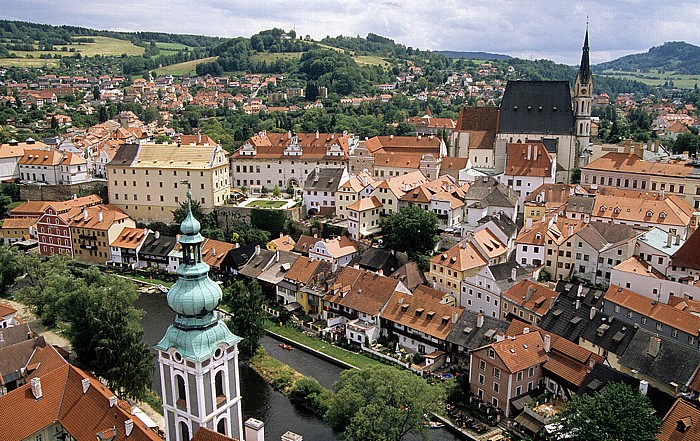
[
  {"x1": 250, "y1": 51, "x2": 303, "y2": 63},
  {"x1": 153, "y1": 42, "x2": 189, "y2": 58},
  {"x1": 246, "y1": 199, "x2": 288, "y2": 208},
  {"x1": 0, "y1": 36, "x2": 144, "y2": 67},
  {"x1": 600, "y1": 69, "x2": 700, "y2": 89},
  {"x1": 154, "y1": 56, "x2": 218, "y2": 76},
  {"x1": 265, "y1": 321, "x2": 382, "y2": 369},
  {"x1": 0, "y1": 57, "x2": 60, "y2": 67},
  {"x1": 353, "y1": 55, "x2": 390, "y2": 68}
]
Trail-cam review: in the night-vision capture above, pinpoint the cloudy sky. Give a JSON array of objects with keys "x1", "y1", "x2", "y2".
[{"x1": 4, "y1": 1, "x2": 700, "y2": 65}]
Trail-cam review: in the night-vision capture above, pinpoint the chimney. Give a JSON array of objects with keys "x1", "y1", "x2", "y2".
[
  {"x1": 575, "y1": 299, "x2": 581, "y2": 310},
  {"x1": 647, "y1": 335, "x2": 661, "y2": 357},
  {"x1": 523, "y1": 327, "x2": 530, "y2": 334},
  {"x1": 511, "y1": 267, "x2": 517, "y2": 281},
  {"x1": 589, "y1": 306, "x2": 597, "y2": 320},
  {"x1": 533, "y1": 145, "x2": 538, "y2": 161},
  {"x1": 197, "y1": 131, "x2": 201, "y2": 144},
  {"x1": 155, "y1": 231, "x2": 160, "y2": 239},
  {"x1": 98, "y1": 211, "x2": 103, "y2": 222},
  {"x1": 288, "y1": 130, "x2": 292, "y2": 139},
  {"x1": 525, "y1": 286, "x2": 536, "y2": 302},
  {"x1": 631, "y1": 369, "x2": 639, "y2": 378},
  {"x1": 275, "y1": 250, "x2": 279, "y2": 262},
  {"x1": 527, "y1": 144, "x2": 532, "y2": 160},
  {"x1": 280, "y1": 232, "x2": 284, "y2": 239},
  {"x1": 577, "y1": 284, "x2": 584, "y2": 297},
  {"x1": 568, "y1": 225, "x2": 574, "y2": 237},
  {"x1": 109, "y1": 395, "x2": 117, "y2": 407},
  {"x1": 525, "y1": 217, "x2": 533, "y2": 228},
  {"x1": 281, "y1": 432, "x2": 303, "y2": 441},
  {"x1": 315, "y1": 130, "x2": 319, "y2": 139},
  {"x1": 254, "y1": 245, "x2": 261, "y2": 256},
  {"x1": 73, "y1": 193, "x2": 77, "y2": 200},
  {"x1": 245, "y1": 418, "x2": 265, "y2": 441},
  {"x1": 212, "y1": 247, "x2": 217, "y2": 257},
  {"x1": 398, "y1": 297, "x2": 404, "y2": 305},
  {"x1": 390, "y1": 134, "x2": 394, "y2": 139},
  {"x1": 544, "y1": 334, "x2": 551, "y2": 353},
  {"x1": 667, "y1": 230, "x2": 673, "y2": 247},
  {"x1": 83, "y1": 209, "x2": 88, "y2": 220},
  {"x1": 476, "y1": 312, "x2": 484, "y2": 328},
  {"x1": 639, "y1": 380, "x2": 649, "y2": 396},
  {"x1": 660, "y1": 189, "x2": 665, "y2": 200},
  {"x1": 452, "y1": 312, "x2": 458, "y2": 323},
  {"x1": 30, "y1": 378, "x2": 42, "y2": 400},
  {"x1": 125, "y1": 419, "x2": 134, "y2": 437},
  {"x1": 81, "y1": 378, "x2": 91, "y2": 394},
  {"x1": 332, "y1": 261, "x2": 338, "y2": 273},
  {"x1": 675, "y1": 234, "x2": 681, "y2": 246}
]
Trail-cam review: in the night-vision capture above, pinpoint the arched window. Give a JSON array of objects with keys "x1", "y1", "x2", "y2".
[
  {"x1": 215, "y1": 370, "x2": 226, "y2": 404},
  {"x1": 176, "y1": 374, "x2": 187, "y2": 409},
  {"x1": 217, "y1": 418, "x2": 227, "y2": 435},
  {"x1": 179, "y1": 422, "x2": 190, "y2": 441}
]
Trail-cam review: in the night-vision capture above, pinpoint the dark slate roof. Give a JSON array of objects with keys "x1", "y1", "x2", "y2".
[
  {"x1": 540, "y1": 283, "x2": 604, "y2": 343},
  {"x1": 577, "y1": 364, "x2": 675, "y2": 416},
  {"x1": 0, "y1": 324, "x2": 32, "y2": 349},
  {"x1": 478, "y1": 212, "x2": 518, "y2": 238},
  {"x1": 579, "y1": 311, "x2": 636, "y2": 357},
  {"x1": 619, "y1": 327, "x2": 700, "y2": 389},
  {"x1": 566, "y1": 195, "x2": 595, "y2": 214},
  {"x1": 489, "y1": 261, "x2": 530, "y2": 293},
  {"x1": 465, "y1": 178, "x2": 518, "y2": 209},
  {"x1": 389, "y1": 262, "x2": 428, "y2": 292},
  {"x1": 239, "y1": 249, "x2": 276, "y2": 279},
  {"x1": 225, "y1": 242, "x2": 267, "y2": 269},
  {"x1": 108, "y1": 143, "x2": 139, "y2": 166},
  {"x1": 303, "y1": 167, "x2": 346, "y2": 191},
  {"x1": 139, "y1": 234, "x2": 177, "y2": 257},
  {"x1": 446, "y1": 310, "x2": 509, "y2": 351},
  {"x1": 350, "y1": 248, "x2": 401, "y2": 275},
  {"x1": 498, "y1": 81, "x2": 574, "y2": 135}
]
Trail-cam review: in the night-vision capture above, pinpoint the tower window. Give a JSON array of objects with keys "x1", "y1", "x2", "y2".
[
  {"x1": 215, "y1": 370, "x2": 226, "y2": 404},
  {"x1": 176, "y1": 374, "x2": 187, "y2": 410},
  {"x1": 217, "y1": 418, "x2": 227, "y2": 435},
  {"x1": 179, "y1": 422, "x2": 190, "y2": 441}
]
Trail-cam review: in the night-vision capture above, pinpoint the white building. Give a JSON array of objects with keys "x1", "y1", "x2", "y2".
[
  {"x1": 309, "y1": 236, "x2": 360, "y2": 266},
  {"x1": 302, "y1": 167, "x2": 349, "y2": 216},
  {"x1": 347, "y1": 196, "x2": 383, "y2": 240},
  {"x1": 499, "y1": 143, "x2": 556, "y2": 212},
  {"x1": 461, "y1": 262, "x2": 530, "y2": 318}
]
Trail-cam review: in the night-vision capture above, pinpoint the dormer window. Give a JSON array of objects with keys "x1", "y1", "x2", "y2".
[
  {"x1": 646, "y1": 210, "x2": 654, "y2": 217},
  {"x1": 614, "y1": 207, "x2": 621, "y2": 214},
  {"x1": 660, "y1": 212, "x2": 667, "y2": 219},
  {"x1": 600, "y1": 205, "x2": 607, "y2": 212}
]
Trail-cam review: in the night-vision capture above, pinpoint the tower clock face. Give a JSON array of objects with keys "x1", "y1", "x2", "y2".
[{"x1": 581, "y1": 88, "x2": 587, "y2": 95}]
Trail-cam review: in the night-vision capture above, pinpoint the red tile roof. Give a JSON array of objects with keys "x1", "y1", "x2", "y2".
[{"x1": 658, "y1": 399, "x2": 700, "y2": 441}]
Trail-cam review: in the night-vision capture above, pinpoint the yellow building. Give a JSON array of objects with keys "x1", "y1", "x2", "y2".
[
  {"x1": 0, "y1": 217, "x2": 37, "y2": 244},
  {"x1": 429, "y1": 241, "x2": 488, "y2": 305},
  {"x1": 336, "y1": 172, "x2": 376, "y2": 220},
  {"x1": 267, "y1": 234, "x2": 296, "y2": 252},
  {"x1": 68, "y1": 205, "x2": 135, "y2": 264},
  {"x1": 107, "y1": 142, "x2": 230, "y2": 222}
]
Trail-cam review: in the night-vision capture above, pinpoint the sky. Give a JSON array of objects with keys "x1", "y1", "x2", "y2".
[{"x1": 3, "y1": 0, "x2": 700, "y2": 65}]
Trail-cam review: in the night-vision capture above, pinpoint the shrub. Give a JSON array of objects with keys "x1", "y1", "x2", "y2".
[
  {"x1": 271, "y1": 372, "x2": 293, "y2": 391},
  {"x1": 289, "y1": 377, "x2": 331, "y2": 415}
]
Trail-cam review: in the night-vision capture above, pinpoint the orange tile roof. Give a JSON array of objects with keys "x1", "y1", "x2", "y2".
[
  {"x1": 658, "y1": 399, "x2": 700, "y2": 441},
  {"x1": 268, "y1": 234, "x2": 296, "y2": 252},
  {"x1": 472, "y1": 228, "x2": 507, "y2": 259},
  {"x1": 515, "y1": 218, "x2": 549, "y2": 246},
  {"x1": 373, "y1": 152, "x2": 423, "y2": 169},
  {"x1": 314, "y1": 236, "x2": 359, "y2": 258},
  {"x1": 339, "y1": 172, "x2": 376, "y2": 192},
  {"x1": 593, "y1": 194, "x2": 695, "y2": 227},
  {"x1": 323, "y1": 267, "x2": 400, "y2": 316},
  {"x1": 504, "y1": 143, "x2": 553, "y2": 177},
  {"x1": 455, "y1": 107, "x2": 499, "y2": 149},
  {"x1": 202, "y1": 238, "x2": 235, "y2": 269},
  {"x1": 18, "y1": 149, "x2": 63, "y2": 166},
  {"x1": 293, "y1": 234, "x2": 318, "y2": 254},
  {"x1": 547, "y1": 217, "x2": 587, "y2": 245},
  {"x1": 10, "y1": 195, "x2": 102, "y2": 217},
  {"x1": 192, "y1": 427, "x2": 239, "y2": 441},
  {"x1": 382, "y1": 289, "x2": 462, "y2": 340},
  {"x1": 583, "y1": 152, "x2": 692, "y2": 178},
  {"x1": 375, "y1": 170, "x2": 429, "y2": 198},
  {"x1": 347, "y1": 195, "x2": 382, "y2": 212},
  {"x1": 440, "y1": 157, "x2": 470, "y2": 171},
  {"x1": 605, "y1": 285, "x2": 700, "y2": 335},
  {"x1": 430, "y1": 241, "x2": 488, "y2": 272},
  {"x1": 110, "y1": 227, "x2": 148, "y2": 249},
  {"x1": 488, "y1": 331, "x2": 548, "y2": 373},
  {"x1": 59, "y1": 151, "x2": 86, "y2": 166},
  {"x1": 613, "y1": 255, "x2": 665, "y2": 279},
  {"x1": 362, "y1": 135, "x2": 442, "y2": 155},
  {"x1": 0, "y1": 303, "x2": 17, "y2": 317},
  {"x1": 0, "y1": 216, "x2": 38, "y2": 230},
  {"x1": 67, "y1": 205, "x2": 130, "y2": 230},
  {"x1": 502, "y1": 280, "x2": 558, "y2": 317},
  {"x1": 285, "y1": 258, "x2": 324, "y2": 284}
]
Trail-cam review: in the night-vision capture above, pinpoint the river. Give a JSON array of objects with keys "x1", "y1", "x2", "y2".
[{"x1": 135, "y1": 292, "x2": 462, "y2": 441}]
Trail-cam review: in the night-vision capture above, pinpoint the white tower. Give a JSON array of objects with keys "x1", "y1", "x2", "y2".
[
  {"x1": 573, "y1": 26, "x2": 593, "y2": 169},
  {"x1": 155, "y1": 191, "x2": 243, "y2": 441}
]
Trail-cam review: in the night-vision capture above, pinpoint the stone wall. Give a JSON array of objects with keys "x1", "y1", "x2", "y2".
[
  {"x1": 214, "y1": 204, "x2": 303, "y2": 234},
  {"x1": 20, "y1": 180, "x2": 108, "y2": 202}
]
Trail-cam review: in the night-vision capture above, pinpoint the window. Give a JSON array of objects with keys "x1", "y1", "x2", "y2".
[
  {"x1": 493, "y1": 367, "x2": 500, "y2": 379},
  {"x1": 215, "y1": 371, "x2": 226, "y2": 403},
  {"x1": 656, "y1": 322, "x2": 663, "y2": 331},
  {"x1": 528, "y1": 367, "x2": 535, "y2": 377},
  {"x1": 672, "y1": 329, "x2": 679, "y2": 338},
  {"x1": 479, "y1": 359, "x2": 486, "y2": 371},
  {"x1": 478, "y1": 374, "x2": 485, "y2": 385},
  {"x1": 488, "y1": 348, "x2": 495, "y2": 359},
  {"x1": 493, "y1": 382, "x2": 500, "y2": 393},
  {"x1": 176, "y1": 374, "x2": 187, "y2": 408},
  {"x1": 180, "y1": 422, "x2": 190, "y2": 441},
  {"x1": 516, "y1": 371, "x2": 523, "y2": 382},
  {"x1": 217, "y1": 419, "x2": 227, "y2": 435},
  {"x1": 492, "y1": 397, "x2": 499, "y2": 407}
]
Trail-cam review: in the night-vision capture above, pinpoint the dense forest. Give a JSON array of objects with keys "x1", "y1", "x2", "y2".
[{"x1": 593, "y1": 41, "x2": 700, "y2": 75}]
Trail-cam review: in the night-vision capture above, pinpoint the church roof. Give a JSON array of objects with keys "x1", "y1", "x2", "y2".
[{"x1": 498, "y1": 81, "x2": 575, "y2": 135}]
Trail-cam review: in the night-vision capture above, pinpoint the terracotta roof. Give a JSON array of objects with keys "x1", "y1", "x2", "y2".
[
  {"x1": 0, "y1": 303, "x2": 17, "y2": 317},
  {"x1": 192, "y1": 427, "x2": 238, "y2": 441},
  {"x1": 405, "y1": 115, "x2": 456, "y2": 130},
  {"x1": 268, "y1": 234, "x2": 296, "y2": 252},
  {"x1": 110, "y1": 227, "x2": 148, "y2": 249},
  {"x1": 658, "y1": 399, "x2": 700, "y2": 441},
  {"x1": 0, "y1": 144, "x2": 32, "y2": 159},
  {"x1": 515, "y1": 218, "x2": 549, "y2": 246},
  {"x1": 0, "y1": 216, "x2": 38, "y2": 230},
  {"x1": 293, "y1": 234, "x2": 317, "y2": 254},
  {"x1": 455, "y1": 107, "x2": 499, "y2": 149},
  {"x1": 339, "y1": 172, "x2": 376, "y2": 192},
  {"x1": 440, "y1": 157, "x2": 469, "y2": 171},
  {"x1": 487, "y1": 331, "x2": 548, "y2": 373},
  {"x1": 347, "y1": 195, "x2": 382, "y2": 212},
  {"x1": 472, "y1": 228, "x2": 507, "y2": 260},
  {"x1": 375, "y1": 170, "x2": 429, "y2": 198},
  {"x1": 202, "y1": 238, "x2": 235, "y2": 269},
  {"x1": 285, "y1": 258, "x2": 324, "y2": 284},
  {"x1": 313, "y1": 236, "x2": 359, "y2": 258},
  {"x1": 67, "y1": 205, "x2": 130, "y2": 230},
  {"x1": 430, "y1": 241, "x2": 488, "y2": 272},
  {"x1": 613, "y1": 255, "x2": 666, "y2": 279},
  {"x1": 605, "y1": 285, "x2": 700, "y2": 335},
  {"x1": 373, "y1": 152, "x2": 423, "y2": 169},
  {"x1": 673, "y1": 228, "x2": 700, "y2": 270},
  {"x1": 18, "y1": 149, "x2": 63, "y2": 166},
  {"x1": 502, "y1": 280, "x2": 558, "y2": 317},
  {"x1": 10, "y1": 195, "x2": 101, "y2": 217},
  {"x1": 323, "y1": 267, "x2": 400, "y2": 316},
  {"x1": 504, "y1": 143, "x2": 553, "y2": 177},
  {"x1": 382, "y1": 289, "x2": 462, "y2": 340},
  {"x1": 234, "y1": 132, "x2": 349, "y2": 160},
  {"x1": 594, "y1": 193, "x2": 695, "y2": 227},
  {"x1": 362, "y1": 135, "x2": 442, "y2": 155},
  {"x1": 583, "y1": 152, "x2": 692, "y2": 178},
  {"x1": 60, "y1": 151, "x2": 86, "y2": 166}
]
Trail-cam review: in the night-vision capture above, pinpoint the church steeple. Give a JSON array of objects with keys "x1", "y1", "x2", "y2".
[
  {"x1": 156, "y1": 191, "x2": 243, "y2": 441},
  {"x1": 578, "y1": 26, "x2": 591, "y2": 86},
  {"x1": 573, "y1": 25, "x2": 594, "y2": 176}
]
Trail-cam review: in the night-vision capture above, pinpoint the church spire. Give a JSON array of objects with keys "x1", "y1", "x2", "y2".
[{"x1": 578, "y1": 25, "x2": 591, "y2": 85}]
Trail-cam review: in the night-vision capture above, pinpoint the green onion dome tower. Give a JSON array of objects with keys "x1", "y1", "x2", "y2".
[{"x1": 156, "y1": 190, "x2": 243, "y2": 441}]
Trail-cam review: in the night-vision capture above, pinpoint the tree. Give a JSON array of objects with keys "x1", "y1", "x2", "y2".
[
  {"x1": 172, "y1": 199, "x2": 217, "y2": 230},
  {"x1": 0, "y1": 244, "x2": 22, "y2": 295},
  {"x1": 381, "y1": 205, "x2": 439, "y2": 257},
  {"x1": 553, "y1": 382, "x2": 661, "y2": 441},
  {"x1": 272, "y1": 184, "x2": 281, "y2": 198},
  {"x1": 0, "y1": 193, "x2": 12, "y2": 217},
  {"x1": 223, "y1": 280, "x2": 266, "y2": 358},
  {"x1": 325, "y1": 366, "x2": 443, "y2": 441}
]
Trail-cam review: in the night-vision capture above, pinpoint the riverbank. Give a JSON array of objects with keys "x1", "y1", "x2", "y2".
[{"x1": 249, "y1": 346, "x2": 305, "y2": 394}]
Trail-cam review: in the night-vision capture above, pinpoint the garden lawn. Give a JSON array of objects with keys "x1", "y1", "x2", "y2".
[
  {"x1": 264, "y1": 320, "x2": 383, "y2": 369},
  {"x1": 246, "y1": 200, "x2": 288, "y2": 208}
]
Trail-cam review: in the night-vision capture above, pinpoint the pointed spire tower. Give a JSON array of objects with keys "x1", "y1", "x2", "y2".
[
  {"x1": 573, "y1": 24, "x2": 593, "y2": 171},
  {"x1": 156, "y1": 190, "x2": 243, "y2": 441}
]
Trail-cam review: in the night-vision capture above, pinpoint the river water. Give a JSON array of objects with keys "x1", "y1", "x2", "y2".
[{"x1": 135, "y1": 292, "x2": 462, "y2": 441}]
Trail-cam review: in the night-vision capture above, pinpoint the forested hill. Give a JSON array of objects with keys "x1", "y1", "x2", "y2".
[
  {"x1": 435, "y1": 50, "x2": 511, "y2": 61},
  {"x1": 593, "y1": 41, "x2": 700, "y2": 74}
]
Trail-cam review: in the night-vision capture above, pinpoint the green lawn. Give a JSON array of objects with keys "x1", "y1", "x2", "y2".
[
  {"x1": 600, "y1": 69, "x2": 700, "y2": 89},
  {"x1": 250, "y1": 52, "x2": 303, "y2": 63},
  {"x1": 1, "y1": 36, "x2": 144, "y2": 66},
  {"x1": 154, "y1": 56, "x2": 218, "y2": 76},
  {"x1": 245, "y1": 199, "x2": 288, "y2": 208},
  {"x1": 353, "y1": 55, "x2": 390, "y2": 68},
  {"x1": 265, "y1": 320, "x2": 383, "y2": 369}
]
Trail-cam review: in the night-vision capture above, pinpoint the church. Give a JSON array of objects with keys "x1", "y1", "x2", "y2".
[{"x1": 453, "y1": 29, "x2": 594, "y2": 183}]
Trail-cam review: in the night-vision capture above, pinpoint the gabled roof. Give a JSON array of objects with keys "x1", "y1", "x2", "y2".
[
  {"x1": 0, "y1": 216, "x2": 38, "y2": 230},
  {"x1": 311, "y1": 236, "x2": 359, "y2": 259},
  {"x1": 516, "y1": 218, "x2": 549, "y2": 246},
  {"x1": 110, "y1": 227, "x2": 148, "y2": 250},
  {"x1": 234, "y1": 132, "x2": 350, "y2": 160},
  {"x1": 673, "y1": 227, "x2": 700, "y2": 270},
  {"x1": 577, "y1": 222, "x2": 643, "y2": 252},
  {"x1": 268, "y1": 234, "x2": 296, "y2": 252},
  {"x1": 293, "y1": 234, "x2": 317, "y2": 255},
  {"x1": 192, "y1": 427, "x2": 238, "y2": 441},
  {"x1": 139, "y1": 234, "x2": 178, "y2": 257},
  {"x1": 201, "y1": 238, "x2": 236, "y2": 270},
  {"x1": 659, "y1": 399, "x2": 700, "y2": 441},
  {"x1": 10, "y1": 195, "x2": 101, "y2": 217},
  {"x1": 303, "y1": 167, "x2": 346, "y2": 191},
  {"x1": 504, "y1": 143, "x2": 553, "y2": 177},
  {"x1": 454, "y1": 107, "x2": 499, "y2": 149},
  {"x1": 285, "y1": 257, "x2": 326, "y2": 285},
  {"x1": 583, "y1": 152, "x2": 692, "y2": 178},
  {"x1": 502, "y1": 280, "x2": 558, "y2": 317},
  {"x1": 382, "y1": 289, "x2": 462, "y2": 341},
  {"x1": 18, "y1": 149, "x2": 63, "y2": 166},
  {"x1": 0, "y1": 323, "x2": 31, "y2": 349},
  {"x1": 362, "y1": 135, "x2": 442, "y2": 155},
  {"x1": 322, "y1": 267, "x2": 400, "y2": 317},
  {"x1": 430, "y1": 241, "x2": 488, "y2": 272},
  {"x1": 447, "y1": 311, "x2": 509, "y2": 351},
  {"x1": 498, "y1": 81, "x2": 574, "y2": 135},
  {"x1": 483, "y1": 331, "x2": 548, "y2": 373},
  {"x1": 67, "y1": 205, "x2": 130, "y2": 230},
  {"x1": 388, "y1": 262, "x2": 428, "y2": 292},
  {"x1": 350, "y1": 247, "x2": 401, "y2": 275},
  {"x1": 257, "y1": 251, "x2": 300, "y2": 286},
  {"x1": 592, "y1": 194, "x2": 695, "y2": 227},
  {"x1": 539, "y1": 282, "x2": 604, "y2": 342},
  {"x1": 347, "y1": 195, "x2": 382, "y2": 212},
  {"x1": 238, "y1": 249, "x2": 275, "y2": 279}
]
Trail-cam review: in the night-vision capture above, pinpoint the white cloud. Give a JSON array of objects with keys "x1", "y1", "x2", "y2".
[{"x1": 3, "y1": 0, "x2": 700, "y2": 64}]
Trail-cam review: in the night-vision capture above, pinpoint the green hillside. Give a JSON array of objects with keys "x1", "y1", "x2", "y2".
[{"x1": 594, "y1": 41, "x2": 700, "y2": 75}]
